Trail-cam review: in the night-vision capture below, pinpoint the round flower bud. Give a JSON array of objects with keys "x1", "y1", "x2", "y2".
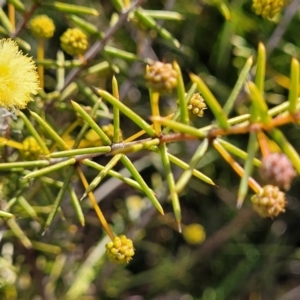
[
  {"x1": 251, "y1": 185, "x2": 286, "y2": 218},
  {"x1": 60, "y1": 28, "x2": 89, "y2": 56},
  {"x1": 260, "y1": 153, "x2": 296, "y2": 190},
  {"x1": 252, "y1": 0, "x2": 285, "y2": 19},
  {"x1": 106, "y1": 235, "x2": 135, "y2": 264},
  {"x1": 22, "y1": 136, "x2": 42, "y2": 160},
  {"x1": 182, "y1": 223, "x2": 206, "y2": 245},
  {"x1": 145, "y1": 61, "x2": 178, "y2": 93},
  {"x1": 29, "y1": 15, "x2": 55, "y2": 39},
  {"x1": 187, "y1": 93, "x2": 207, "y2": 117}
]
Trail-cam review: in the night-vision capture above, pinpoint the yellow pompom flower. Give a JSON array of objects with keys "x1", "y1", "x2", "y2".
[
  {"x1": 29, "y1": 15, "x2": 55, "y2": 39},
  {"x1": 21, "y1": 136, "x2": 42, "y2": 160},
  {"x1": 182, "y1": 223, "x2": 206, "y2": 245},
  {"x1": 60, "y1": 28, "x2": 89, "y2": 56},
  {"x1": 252, "y1": 0, "x2": 285, "y2": 19},
  {"x1": 187, "y1": 93, "x2": 207, "y2": 117},
  {"x1": 106, "y1": 235, "x2": 135, "y2": 264},
  {"x1": 0, "y1": 39, "x2": 39, "y2": 110},
  {"x1": 251, "y1": 185, "x2": 286, "y2": 218},
  {"x1": 145, "y1": 61, "x2": 178, "y2": 93}
]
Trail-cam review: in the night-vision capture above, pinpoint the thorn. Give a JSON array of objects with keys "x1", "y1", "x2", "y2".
[
  {"x1": 159, "y1": 207, "x2": 165, "y2": 215},
  {"x1": 149, "y1": 116, "x2": 161, "y2": 122},
  {"x1": 92, "y1": 86, "x2": 101, "y2": 93},
  {"x1": 177, "y1": 222, "x2": 182, "y2": 233},
  {"x1": 80, "y1": 193, "x2": 87, "y2": 201},
  {"x1": 236, "y1": 197, "x2": 244, "y2": 209}
]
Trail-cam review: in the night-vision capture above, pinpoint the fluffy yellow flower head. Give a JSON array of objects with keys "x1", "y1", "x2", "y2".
[
  {"x1": 30, "y1": 15, "x2": 55, "y2": 39},
  {"x1": 0, "y1": 39, "x2": 39, "y2": 110}
]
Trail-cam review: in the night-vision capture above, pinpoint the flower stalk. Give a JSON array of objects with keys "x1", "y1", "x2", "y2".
[
  {"x1": 8, "y1": 3, "x2": 15, "y2": 31},
  {"x1": 76, "y1": 166, "x2": 115, "y2": 240}
]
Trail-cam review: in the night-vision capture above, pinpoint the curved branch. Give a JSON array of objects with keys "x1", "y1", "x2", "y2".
[{"x1": 61, "y1": 0, "x2": 146, "y2": 90}]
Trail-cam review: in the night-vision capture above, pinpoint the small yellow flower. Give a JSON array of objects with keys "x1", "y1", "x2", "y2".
[
  {"x1": 29, "y1": 15, "x2": 55, "y2": 39},
  {"x1": 0, "y1": 39, "x2": 39, "y2": 110},
  {"x1": 21, "y1": 136, "x2": 42, "y2": 160},
  {"x1": 251, "y1": 185, "x2": 286, "y2": 218},
  {"x1": 145, "y1": 61, "x2": 178, "y2": 93},
  {"x1": 187, "y1": 93, "x2": 207, "y2": 117},
  {"x1": 252, "y1": 0, "x2": 285, "y2": 18},
  {"x1": 182, "y1": 223, "x2": 206, "y2": 245},
  {"x1": 60, "y1": 28, "x2": 89, "y2": 56},
  {"x1": 106, "y1": 235, "x2": 135, "y2": 264}
]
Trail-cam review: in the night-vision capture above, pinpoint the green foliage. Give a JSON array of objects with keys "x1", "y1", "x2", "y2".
[{"x1": 1, "y1": 0, "x2": 300, "y2": 299}]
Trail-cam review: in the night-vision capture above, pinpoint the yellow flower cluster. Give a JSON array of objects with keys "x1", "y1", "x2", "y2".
[
  {"x1": 21, "y1": 136, "x2": 42, "y2": 160},
  {"x1": 30, "y1": 15, "x2": 55, "y2": 39},
  {"x1": 145, "y1": 61, "x2": 178, "y2": 93},
  {"x1": 252, "y1": 0, "x2": 285, "y2": 19},
  {"x1": 251, "y1": 185, "x2": 286, "y2": 218},
  {"x1": 187, "y1": 93, "x2": 207, "y2": 117},
  {"x1": 106, "y1": 235, "x2": 135, "y2": 264},
  {"x1": 60, "y1": 28, "x2": 89, "y2": 56},
  {"x1": 0, "y1": 39, "x2": 39, "y2": 110}
]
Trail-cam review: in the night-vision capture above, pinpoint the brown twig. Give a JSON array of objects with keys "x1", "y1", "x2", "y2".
[
  {"x1": 266, "y1": 0, "x2": 300, "y2": 56},
  {"x1": 11, "y1": 2, "x2": 40, "y2": 38},
  {"x1": 61, "y1": 0, "x2": 146, "y2": 90},
  {"x1": 207, "y1": 112, "x2": 300, "y2": 139},
  {"x1": 44, "y1": 111, "x2": 299, "y2": 164}
]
